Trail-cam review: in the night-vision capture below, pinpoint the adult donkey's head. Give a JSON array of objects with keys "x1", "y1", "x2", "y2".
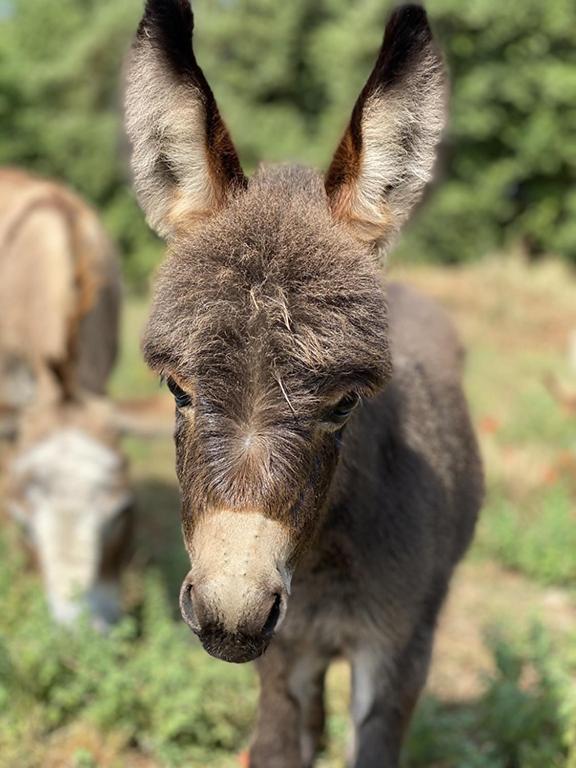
[{"x1": 125, "y1": 0, "x2": 446, "y2": 662}]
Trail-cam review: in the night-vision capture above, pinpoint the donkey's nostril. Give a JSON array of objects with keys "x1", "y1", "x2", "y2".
[
  {"x1": 179, "y1": 580, "x2": 199, "y2": 630},
  {"x1": 262, "y1": 593, "x2": 282, "y2": 636}
]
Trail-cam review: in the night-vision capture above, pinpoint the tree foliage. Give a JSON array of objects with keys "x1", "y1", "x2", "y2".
[{"x1": 0, "y1": 0, "x2": 574, "y2": 287}]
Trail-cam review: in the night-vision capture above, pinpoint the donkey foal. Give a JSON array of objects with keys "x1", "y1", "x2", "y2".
[{"x1": 125, "y1": 2, "x2": 483, "y2": 765}]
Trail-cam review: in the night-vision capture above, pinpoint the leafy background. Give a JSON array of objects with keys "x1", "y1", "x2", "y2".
[
  {"x1": 1, "y1": 1, "x2": 576, "y2": 766},
  {"x1": 0, "y1": 0, "x2": 575, "y2": 287}
]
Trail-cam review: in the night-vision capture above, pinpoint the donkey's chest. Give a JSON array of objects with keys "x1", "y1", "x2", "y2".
[{"x1": 282, "y1": 530, "x2": 405, "y2": 654}]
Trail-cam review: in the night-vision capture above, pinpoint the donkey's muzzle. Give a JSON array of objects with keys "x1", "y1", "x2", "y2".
[{"x1": 179, "y1": 576, "x2": 285, "y2": 663}]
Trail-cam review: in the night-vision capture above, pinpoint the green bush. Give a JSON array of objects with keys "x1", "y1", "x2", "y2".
[
  {"x1": 1, "y1": 0, "x2": 574, "y2": 286},
  {"x1": 0, "y1": 534, "x2": 256, "y2": 766},
  {"x1": 405, "y1": 627, "x2": 576, "y2": 768},
  {"x1": 0, "y1": 0, "x2": 162, "y2": 291},
  {"x1": 477, "y1": 482, "x2": 576, "y2": 586},
  {"x1": 404, "y1": 0, "x2": 576, "y2": 265}
]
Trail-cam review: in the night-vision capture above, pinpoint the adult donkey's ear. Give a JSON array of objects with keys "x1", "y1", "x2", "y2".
[
  {"x1": 124, "y1": 0, "x2": 246, "y2": 240},
  {"x1": 325, "y1": 4, "x2": 447, "y2": 252}
]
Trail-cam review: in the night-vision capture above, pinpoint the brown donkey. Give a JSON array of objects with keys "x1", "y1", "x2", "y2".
[
  {"x1": 0, "y1": 168, "x2": 133, "y2": 629},
  {"x1": 125, "y1": 2, "x2": 483, "y2": 765}
]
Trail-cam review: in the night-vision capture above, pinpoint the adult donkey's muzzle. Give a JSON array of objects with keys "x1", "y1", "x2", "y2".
[{"x1": 178, "y1": 509, "x2": 292, "y2": 663}]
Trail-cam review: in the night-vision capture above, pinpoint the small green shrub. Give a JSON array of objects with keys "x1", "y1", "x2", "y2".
[
  {"x1": 478, "y1": 483, "x2": 576, "y2": 585},
  {"x1": 0, "y1": 533, "x2": 256, "y2": 766},
  {"x1": 405, "y1": 627, "x2": 576, "y2": 768}
]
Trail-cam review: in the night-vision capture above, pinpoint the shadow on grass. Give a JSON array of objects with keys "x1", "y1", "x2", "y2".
[
  {"x1": 402, "y1": 636, "x2": 572, "y2": 768},
  {"x1": 404, "y1": 695, "x2": 494, "y2": 768},
  {"x1": 132, "y1": 476, "x2": 189, "y2": 615}
]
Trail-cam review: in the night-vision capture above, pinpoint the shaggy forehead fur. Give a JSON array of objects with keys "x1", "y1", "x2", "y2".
[
  {"x1": 143, "y1": 167, "x2": 392, "y2": 517},
  {"x1": 143, "y1": 166, "x2": 392, "y2": 411}
]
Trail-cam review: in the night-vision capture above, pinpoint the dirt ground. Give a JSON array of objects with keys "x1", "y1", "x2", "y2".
[{"x1": 429, "y1": 559, "x2": 575, "y2": 702}]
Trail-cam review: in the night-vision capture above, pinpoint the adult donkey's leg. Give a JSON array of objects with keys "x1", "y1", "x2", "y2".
[
  {"x1": 250, "y1": 643, "x2": 330, "y2": 768},
  {"x1": 349, "y1": 626, "x2": 434, "y2": 768}
]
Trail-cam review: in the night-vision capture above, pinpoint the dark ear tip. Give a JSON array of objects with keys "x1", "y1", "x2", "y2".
[
  {"x1": 390, "y1": 3, "x2": 429, "y2": 23},
  {"x1": 138, "y1": 0, "x2": 194, "y2": 38},
  {"x1": 136, "y1": 0, "x2": 196, "y2": 72},
  {"x1": 366, "y1": 2, "x2": 439, "y2": 92},
  {"x1": 386, "y1": 3, "x2": 432, "y2": 40},
  {"x1": 142, "y1": 0, "x2": 192, "y2": 15}
]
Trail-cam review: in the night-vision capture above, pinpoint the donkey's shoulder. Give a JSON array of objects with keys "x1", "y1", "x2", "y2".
[{"x1": 386, "y1": 280, "x2": 465, "y2": 382}]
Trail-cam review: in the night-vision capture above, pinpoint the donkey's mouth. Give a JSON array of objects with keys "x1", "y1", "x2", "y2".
[
  {"x1": 181, "y1": 580, "x2": 285, "y2": 663},
  {"x1": 198, "y1": 625, "x2": 272, "y2": 664}
]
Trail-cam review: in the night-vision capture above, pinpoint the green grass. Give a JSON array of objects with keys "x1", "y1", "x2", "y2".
[
  {"x1": 477, "y1": 483, "x2": 576, "y2": 586},
  {"x1": 465, "y1": 343, "x2": 575, "y2": 448},
  {"x1": 2, "y1": 526, "x2": 576, "y2": 768},
  {"x1": 2, "y1": 257, "x2": 576, "y2": 766},
  {"x1": 405, "y1": 629, "x2": 576, "y2": 768},
  {"x1": 0, "y1": 534, "x2": 257, "y2": 768},
  {"x1": 466, "y1": 337, "x2": 576, "y2": 585}
]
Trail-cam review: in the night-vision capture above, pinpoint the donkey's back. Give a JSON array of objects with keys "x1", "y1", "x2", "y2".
[
  {"x1": 386, "y1": 280, "x2": 482, "y2": 566},
  {"x1": 0, "y1": 168, "x2": 120, "y2": 415}
]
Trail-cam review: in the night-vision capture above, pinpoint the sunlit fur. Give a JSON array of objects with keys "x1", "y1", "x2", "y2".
[
  {"x1": 124, "y1": 0, "x2": 246, "y2": 238},
  {"x1": 326, "y1": 5, "x2": 447, "y2": 251}
]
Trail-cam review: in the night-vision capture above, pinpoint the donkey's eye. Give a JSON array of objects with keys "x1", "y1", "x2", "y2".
[
  {"x1": 166, "y1": 377, "x2": 193, "y2": 408},
  {"x1": 326, "y1": 392, "x2": 360, "y2": 426}
]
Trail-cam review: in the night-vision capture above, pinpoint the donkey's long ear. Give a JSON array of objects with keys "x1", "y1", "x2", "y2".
[
  {"x1": 325, "y1": 4, "x2": 447, "y2": 251},
  {"x1": 125, "y1": 0, "x2": 246, "y2": 240}
]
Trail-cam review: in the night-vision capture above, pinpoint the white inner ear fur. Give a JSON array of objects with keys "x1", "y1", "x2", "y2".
[
  {"x1": 346, "y1": 54, "x2": 446, "y2": 249},
  {"x1": 125, "y1": 47, "x2": 216, "y2": 239}
]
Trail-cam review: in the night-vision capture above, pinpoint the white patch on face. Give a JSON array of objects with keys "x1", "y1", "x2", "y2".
[
  {"x1": 10, "y1": 429, "x2": 131, "y2": 623},
  {"x1": 189, "y1": 510, "x2": 293, "y2": 633},
  {"x1": 13, "y1": 428, "x2": 124, "y2": 486}
]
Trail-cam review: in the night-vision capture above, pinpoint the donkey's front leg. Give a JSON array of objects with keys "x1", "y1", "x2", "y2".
[
  {"x1": 288, "y1": 652, "x2": 329, "y2": 767},
  {"x1": 350, "y1": 631, "x2": 433, "y2": 768},
  {"x1": 250, "y1": 642, "x2": 330, "y2": 768},
  {"x1": 249, "y1": 642, "x2": 304, "y2": 768}
]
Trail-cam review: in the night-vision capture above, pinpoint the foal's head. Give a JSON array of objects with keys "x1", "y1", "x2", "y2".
[{"x1": 125, "y1": 0, "x2": 446, "y2": 662}]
